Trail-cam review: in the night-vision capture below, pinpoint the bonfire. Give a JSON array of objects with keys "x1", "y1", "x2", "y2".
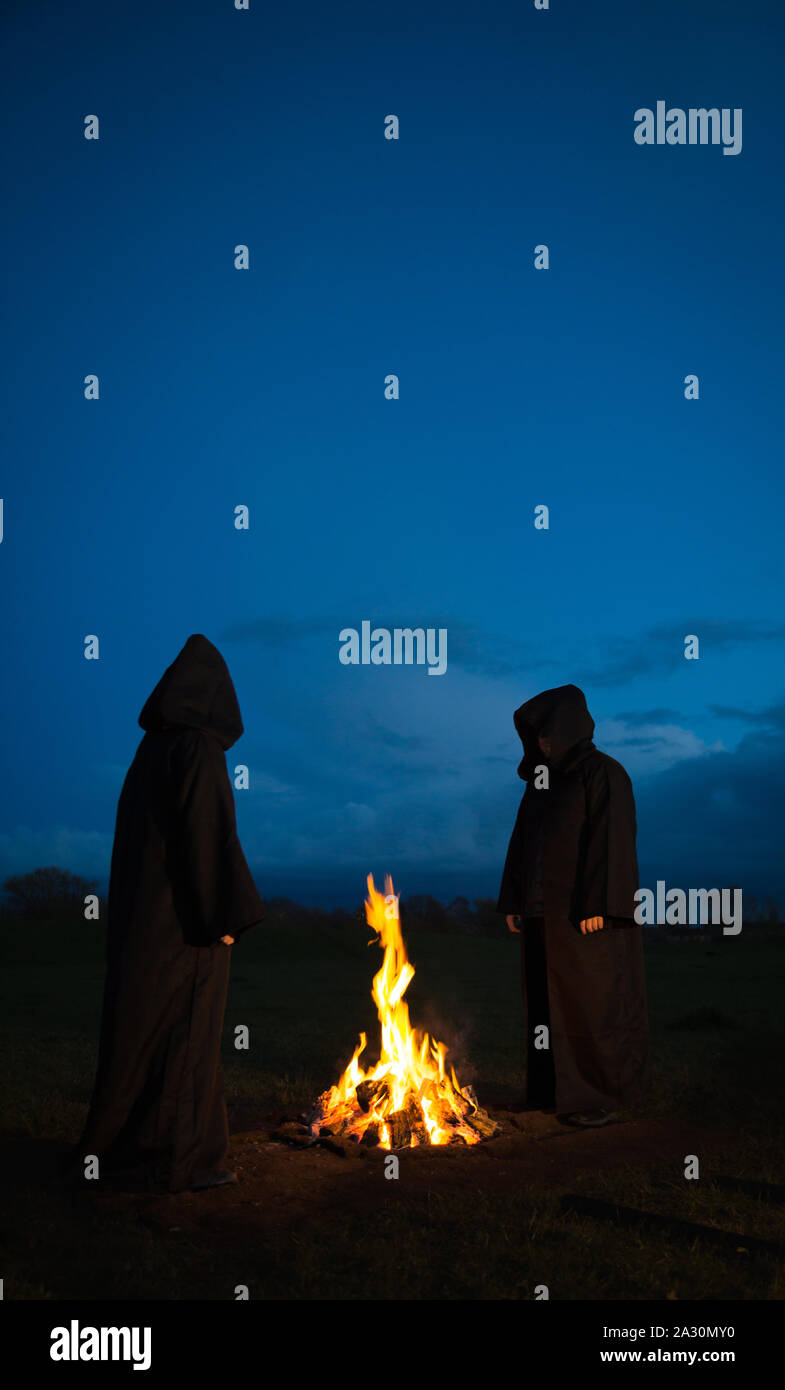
[{"x1": 307, "y1": 875, "x2": 500, "y2": 1149}]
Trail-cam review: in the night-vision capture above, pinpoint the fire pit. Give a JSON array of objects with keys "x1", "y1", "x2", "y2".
[{"x1": 304, "y1": 875, "x2": 501, "y2": 1150}]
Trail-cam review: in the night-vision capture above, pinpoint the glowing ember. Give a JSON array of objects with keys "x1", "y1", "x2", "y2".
[{"x1": 308, "y1": 875, "x2": 500, "y2": 1149}]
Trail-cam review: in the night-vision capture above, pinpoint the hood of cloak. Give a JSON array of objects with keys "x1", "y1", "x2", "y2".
[
  {"x1": 138, "y1": 633, "x2": 245, "y2": 751},
  {"x1": 513, "y1": 683, "x2": 595, "y2": 781}
]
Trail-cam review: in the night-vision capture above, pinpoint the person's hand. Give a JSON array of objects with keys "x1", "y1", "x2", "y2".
[
  {"x1": 220, "y1": 935, "x2": 234, "y2": 945},
  {"x1": 506, "y1": 915, "x2": 521, "y2": 934},
  {"x1": 580, "y1": 917, "x2": 604, "y2": 934}
]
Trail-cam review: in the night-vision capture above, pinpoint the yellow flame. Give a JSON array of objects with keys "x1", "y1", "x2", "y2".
[{"x1": 319, "y1": 874, "x2": 480, "y2": 1148}]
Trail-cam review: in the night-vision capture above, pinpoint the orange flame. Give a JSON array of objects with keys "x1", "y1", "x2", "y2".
[{"x1": 316, "y1": 874, "x2": 482, "y2": 1148}]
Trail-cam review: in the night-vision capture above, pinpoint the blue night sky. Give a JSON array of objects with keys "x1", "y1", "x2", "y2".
[{"x1": 2, "y1": 0, "x2": 784, "y2": 908}]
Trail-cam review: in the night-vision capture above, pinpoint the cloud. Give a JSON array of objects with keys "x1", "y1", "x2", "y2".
[
  {"x1": 597, "y1": 717, "x2": 725, "y2": 775},
  {"x1": 220, "y1": 613, "x2": 554, "y2": 682},
  {"x1": 221, "y1": 611, "x2": 783, "y2": 695},
  {"x1": 437, "y1": 622, "x2": 560, "y2": 680},
  {"x1": 244, "y1": 770, "x2": 302, "y2": 801},
  {"x1": 0, "y1": 825, "x2": 113, "y2": 884},
  {"x1": 417, "y1": 615, "x2": 785, "y2": 689},
  {"x1": 614, "y1": 707, "x2": 683, "y2": 725},
  {"x1": 220, "y1": 611, "x2": 785, "y2": 696},
  {"x1": 635, "y1": 724, "x2": 785, "y2": 899},
  {"x1": 436, "y1": 617, "x2": 785, "y2": 690},
  {"x1": 709, "y1": 700, "x2": 785, "y2": 729},
  {"x1": 583, "y1": 620, "x2": 785, "y2": 688},
  {"x1": 364, "y1": 719, "x2": 425, "y2": 751}
]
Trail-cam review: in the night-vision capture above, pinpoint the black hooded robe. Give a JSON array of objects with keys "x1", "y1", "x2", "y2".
[
  {"x1": 75, "y1": 634, "x2": 265, "y2": 1191},
  {"x1": 497, "y1": 685, "x2": 650, "y2": 1115}
]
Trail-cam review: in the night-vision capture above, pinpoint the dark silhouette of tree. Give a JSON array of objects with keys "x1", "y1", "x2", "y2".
[
  {"x1": 1, "y1": 866, "x2": 100, "y2": 919},
  {"x1": 401, "y1": 894, "x2": 449, "y2": 933}
]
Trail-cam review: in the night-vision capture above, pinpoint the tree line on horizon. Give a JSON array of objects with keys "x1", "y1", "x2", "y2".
[{"x1": 1, "y1": 866, "x2": 783, "y2": 938}]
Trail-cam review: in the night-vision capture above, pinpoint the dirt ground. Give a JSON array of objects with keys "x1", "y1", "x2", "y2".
[{"x1": 74, "y1": 1109, "x2": 732, "y2": 1240}]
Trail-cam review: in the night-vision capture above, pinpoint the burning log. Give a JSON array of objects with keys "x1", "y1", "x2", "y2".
[
  {"x1": 464, "y1": 1110, "x2": 500, "y2": 1139},
  {"x1": 441, "y1": 1076, "x2": 502, "y2": 1140},
  {"x1": 355, "y1": 1079, "x2": 390, "y2": 1113},
  {"x1": 318, "y1": 1113, "x2": 357, "y2": 1138},
  {"x1": 387, "y1": 1110, "x2": 411, "y2": 1148},
  {"x1": 387, "y1": 1097, "x2": 429, "y2": 1149}
]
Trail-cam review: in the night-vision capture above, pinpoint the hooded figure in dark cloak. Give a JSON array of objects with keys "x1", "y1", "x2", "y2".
[
  {"x1": 70, "y1": 634, "x2": 265, "y2": 1191},
  {"x1": 497, "y1": 684, "x2": 650, "y2": 1125}
]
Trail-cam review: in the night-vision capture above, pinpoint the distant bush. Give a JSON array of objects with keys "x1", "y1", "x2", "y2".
[
  {"x1": 254, "y1": 894, "x2": 509, "y2": 938},
  {"x1": 401, "y1": 895, "x2": 508, "y2": 939},
  {"x1": 258, "y1": 897, "x2": 364, "y2": 932},
  {"x1": 1, "y1": 866, "x2": 101, "y2": 920}
]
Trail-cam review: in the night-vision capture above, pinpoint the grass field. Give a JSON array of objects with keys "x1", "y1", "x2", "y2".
[{"x1": 2, "y1": 914, "x2": 784, "y2": 1300}]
